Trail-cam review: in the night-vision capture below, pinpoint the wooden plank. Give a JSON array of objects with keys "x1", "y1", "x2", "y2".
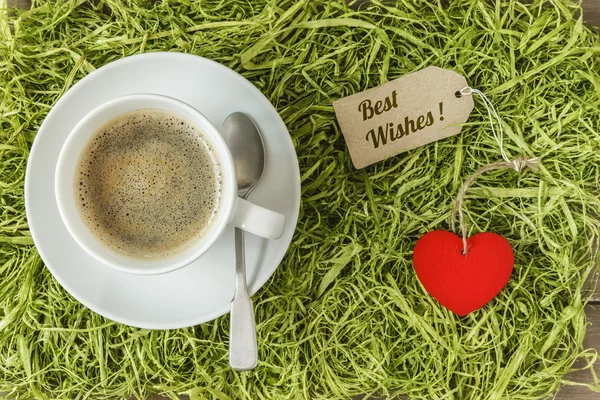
[
  {"x1": 588, "y1": 270, "x2": 600, "y2": 302},
  {"x1": 583, "y1": 0, "x2": 600, "y2": 30},
  {"x1": 555, "y1": 304, "x2": 600, "y2": 400},
  {"x1": 6, "y1": 0, "x2": 30, "y2": 9}
]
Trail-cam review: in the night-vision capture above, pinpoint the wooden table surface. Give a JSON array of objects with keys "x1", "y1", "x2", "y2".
[{"x1": 6, "y1": 0, "x2": 600, "y2": 399}]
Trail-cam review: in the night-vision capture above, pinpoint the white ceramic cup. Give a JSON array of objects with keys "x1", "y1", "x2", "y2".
[{"x1": 55, "y1": 94, "x2": 286, "y2": 275}]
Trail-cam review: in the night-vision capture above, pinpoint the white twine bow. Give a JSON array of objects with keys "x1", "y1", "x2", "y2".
[{"x1": 459, "y1": 86, "x2": 537, "y2": 171}]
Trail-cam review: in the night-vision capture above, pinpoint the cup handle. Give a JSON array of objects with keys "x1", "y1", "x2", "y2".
[{"x1": 231, "y1": 198, "x2": 286, "y2": 239}]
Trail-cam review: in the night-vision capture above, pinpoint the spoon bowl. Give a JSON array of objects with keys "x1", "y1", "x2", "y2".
[{"x1": 221, "y1": 112, "x2": 266, "y2": 198}]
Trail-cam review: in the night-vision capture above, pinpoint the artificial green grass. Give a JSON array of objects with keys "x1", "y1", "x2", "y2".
[{"x1": 1, "y1": 0, "x2": 600, "y2": 399}]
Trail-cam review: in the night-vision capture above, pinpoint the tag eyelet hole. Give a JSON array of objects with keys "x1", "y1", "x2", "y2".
[{"x1": 455, "y1": 91, "x2": 462, "y2": 98}]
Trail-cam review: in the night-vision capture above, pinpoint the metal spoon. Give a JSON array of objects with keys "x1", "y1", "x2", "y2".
[{"x1": 220, "y1": 112, "x2": 264, "y2": 371}]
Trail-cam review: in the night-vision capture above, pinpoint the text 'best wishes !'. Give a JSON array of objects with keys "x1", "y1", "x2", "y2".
[{"x1": 333, "y1": 66, "x2": 474, "y2": 169}]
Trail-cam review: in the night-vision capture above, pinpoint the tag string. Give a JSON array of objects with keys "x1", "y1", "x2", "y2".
[
  {"x1": 450, "y1": 158, "x2": 539, "y2": 255},
  {"x1": 452, "y1": 87, "x2": 540, "y2": 255},
  {"x1": 460, "y1": 86, "x2": 514, "y2": 166}
]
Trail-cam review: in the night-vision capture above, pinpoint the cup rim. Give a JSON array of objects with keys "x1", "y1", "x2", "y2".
[{"x1": 54, "y1": 93, "x2": 237, "y2": 275}]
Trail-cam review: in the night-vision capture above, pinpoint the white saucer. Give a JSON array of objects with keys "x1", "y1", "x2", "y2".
[{"x1": 25, "y1": 53, "x2": 301, "y2": 329}]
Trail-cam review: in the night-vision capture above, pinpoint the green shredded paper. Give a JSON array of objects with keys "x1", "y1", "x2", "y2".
[{"x1": 1, "y1": 0, "x2": 600, "y2": 399}]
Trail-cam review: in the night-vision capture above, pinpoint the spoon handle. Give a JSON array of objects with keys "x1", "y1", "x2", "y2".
[{"x1": 229, "y1": 227, "x2": 258, "y2": 371}]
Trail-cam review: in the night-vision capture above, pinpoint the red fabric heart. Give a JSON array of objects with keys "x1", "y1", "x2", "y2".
[{"x1": 413, "y1": 230, "x2": 514, "y2": 316}]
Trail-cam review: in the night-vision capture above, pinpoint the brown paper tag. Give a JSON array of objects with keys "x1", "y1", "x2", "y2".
[{"x1": 333, "y1": 66, "x2": 474, "y2": 169}]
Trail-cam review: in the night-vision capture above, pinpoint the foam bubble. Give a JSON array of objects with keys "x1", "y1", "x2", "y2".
[{"x1": 75, "y1": 109, "x2": 223, "y2": 260}]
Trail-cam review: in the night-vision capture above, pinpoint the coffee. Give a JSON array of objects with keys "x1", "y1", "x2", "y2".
[{"x1": 75, "y1": 109, "x2": 222, "y2": 260}]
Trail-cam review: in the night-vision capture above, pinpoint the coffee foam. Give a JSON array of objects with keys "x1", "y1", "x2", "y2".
[{"x1": 75, "y1": 109, "x2": 222, "y2": 260}]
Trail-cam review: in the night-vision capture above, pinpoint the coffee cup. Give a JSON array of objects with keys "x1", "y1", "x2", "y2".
[{"x1": 55, "y1": 94, "x2": 286, "y2": 275}]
